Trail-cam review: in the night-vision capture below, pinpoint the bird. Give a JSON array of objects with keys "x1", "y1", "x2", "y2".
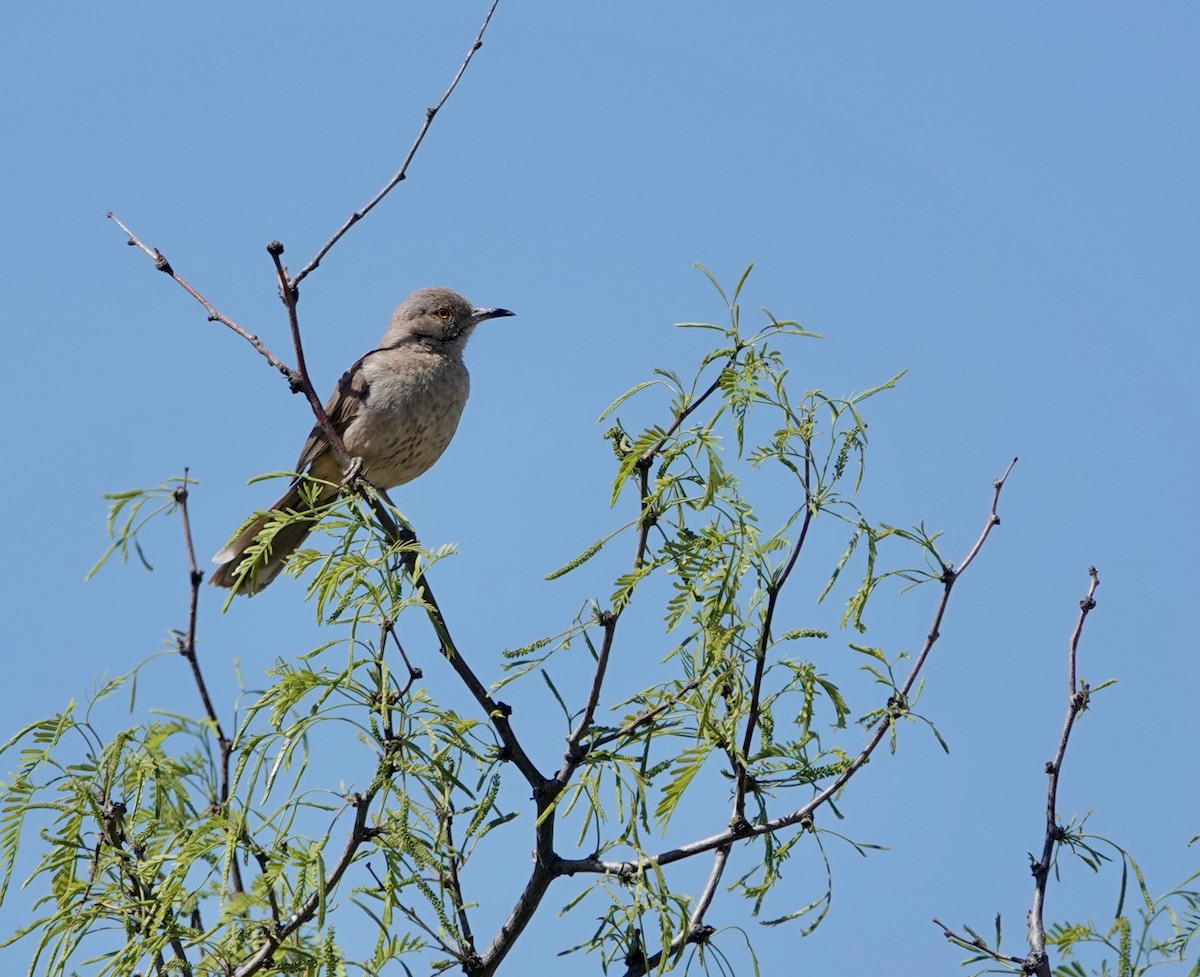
[{"x1": 210, "y1": 287, "x2": 514, "y2": 593}]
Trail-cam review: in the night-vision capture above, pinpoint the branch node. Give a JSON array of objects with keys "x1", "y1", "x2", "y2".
[
  {"x1": 266, "y1": 240, "x2": 284, "y2": 257},
  {"x1": 1024, "y1": 950, "x2": 1047, "y2": 974}
]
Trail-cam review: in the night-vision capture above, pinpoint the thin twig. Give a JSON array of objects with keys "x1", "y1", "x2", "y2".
[
  {"x1": 359, "y1": 482, "x2": 550, "y2": 794},
  {"x1": 587, "y1": 678, "x2": 703, "y2": 751},
  {"x1": 268, "y1": 242, "x2": 357, "y2": 474},
  {"x1": 172, "y1": 470, "x2": 245, "y2": 896},
  {"x1": 956, "y1": 457, "x2": 1018, "y2": 577},
  {"x1": 443, "y1": 812, "x2": 477, "y2": 958},
  {"x1": 427, "y1": 579, "x2": 554, "y2": 774},
  {"x1": 559, "y1": 611, "x2": 618, "y2": 770},
  {"x1": 733, "y1": 501, "x2": 815, "y2": 823},
  {"x1": 639, "y1": 371, "x2": 727, "y2": 469},
  {"x1": 1025, "y1": 567, "x2": 1101, "y2": 976},
  {"x1": 932, "y1": 918, "x2": 1026, "y2": 966},
  {"x1": 106, "y1": 212, "x2": 296, "y2": 383},
  {"x1": 894, "y1": 457, "x2": 1017, "y2": 706},
  {"x1": 290, "y1": 0, "x2": 504, "y2": 289},
  {"x1": 396, "y1": 900, "x2": 463, "y2": 959},
  {"x1": 1066, "y1": 566, "x2": 1098, "y2": 697}
]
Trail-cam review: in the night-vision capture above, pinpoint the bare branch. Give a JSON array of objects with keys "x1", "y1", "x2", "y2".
[
  {"x1": 267, "y1": 241, "x2": 357, "y2": 475},
  {"x1": 290, "y1": 0, "x2": 505, "y2": 288},
  {"x1": 558, "y1": 610, "x2": 618, "y2": 775},
  {"x1": 171, "y1": 470, "x2": 245, "y2": 894},
  {"x1": 932, "y1": 918, "x2": 1026, "y2": 967},
  {"x1": 956, "y1": 456, "x2": 1017, "y2": 577},
  {"x1": 1025, "y1": 566, "x2": 1101, "y2": 976},
  {"x1": 106, "y1": 212, "x2": 296, "y2": 383}
]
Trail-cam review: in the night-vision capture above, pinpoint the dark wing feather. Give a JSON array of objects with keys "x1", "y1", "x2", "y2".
[{"x1": 295, "y1": 352, "x2": 375, "y2": 472}]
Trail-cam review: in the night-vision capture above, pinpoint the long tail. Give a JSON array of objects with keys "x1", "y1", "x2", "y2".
[{"x1": 209, "y1": 481, "x2": 336, "y2": 594}]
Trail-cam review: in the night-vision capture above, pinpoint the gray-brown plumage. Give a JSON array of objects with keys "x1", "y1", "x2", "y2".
[{"x1": 210, "y1": 287, "x2": 513, "y2": 593}]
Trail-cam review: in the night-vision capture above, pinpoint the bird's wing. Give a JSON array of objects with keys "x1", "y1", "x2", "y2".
[{"x1": 294, "y1": 351, "x2": 376, "y2": 473}]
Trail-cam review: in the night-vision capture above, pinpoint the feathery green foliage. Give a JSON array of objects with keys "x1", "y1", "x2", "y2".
[{"x1": 3, "y1": 268, "x2": 1187, "y2": 977}]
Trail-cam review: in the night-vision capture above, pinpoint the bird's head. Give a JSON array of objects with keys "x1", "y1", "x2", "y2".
[{"x1": 389, "y1": 286, "x2": 514, "y2": 351}]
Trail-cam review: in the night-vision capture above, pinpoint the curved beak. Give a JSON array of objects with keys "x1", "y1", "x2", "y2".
[{"x1": 472, "y1": 306, "x2": 516, "y2": 324}]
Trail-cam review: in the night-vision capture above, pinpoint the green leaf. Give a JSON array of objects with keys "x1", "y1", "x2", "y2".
[{"x1": 654, "y1": 744, "x2": 712, "y2": 829}]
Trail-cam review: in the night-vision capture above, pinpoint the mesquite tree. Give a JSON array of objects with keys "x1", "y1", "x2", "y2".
[{"x1": 3, "y1": 5, "x2": 1195, "y2": 976}]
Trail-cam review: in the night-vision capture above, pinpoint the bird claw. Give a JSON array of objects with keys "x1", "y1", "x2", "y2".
[{"x1": 341, "y1": 456, "x2": 365, "y2": 487}]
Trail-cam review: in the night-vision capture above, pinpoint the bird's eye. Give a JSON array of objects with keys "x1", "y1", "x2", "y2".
[{"x1": 436, "y1": 307, "x2": 451, "y2": 320}]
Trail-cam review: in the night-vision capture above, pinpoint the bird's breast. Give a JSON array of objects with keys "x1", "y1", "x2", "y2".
[{"x1": 343, "y1": 351, "x2": 470, "y2": 489}]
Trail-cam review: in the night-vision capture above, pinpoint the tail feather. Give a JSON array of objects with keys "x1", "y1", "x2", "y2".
[{"x1": 209, "y1": 482, "x2": 335, "y2": 594}]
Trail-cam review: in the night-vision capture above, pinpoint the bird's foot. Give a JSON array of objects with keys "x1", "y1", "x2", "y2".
[{"x1": 341, "y1": 456, "x2": 365, "y2": 488}]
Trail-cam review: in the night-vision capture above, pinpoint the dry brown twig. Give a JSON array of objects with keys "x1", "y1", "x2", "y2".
[{"x1": 933, "y1": 566, "x2": 1102, "y2": 976}]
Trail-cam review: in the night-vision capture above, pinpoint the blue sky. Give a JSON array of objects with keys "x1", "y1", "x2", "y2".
[{"x1": 2, "y1": 3, "x2": 1197, "y2": 974}]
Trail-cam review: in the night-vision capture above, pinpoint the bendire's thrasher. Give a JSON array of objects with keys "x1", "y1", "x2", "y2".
[{"x1": 210, "y1": 287, "x2": 514, "y2": 593}]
